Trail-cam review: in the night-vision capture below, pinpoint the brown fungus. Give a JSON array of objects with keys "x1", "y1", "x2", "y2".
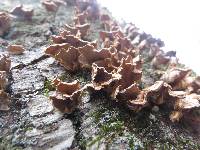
[
  {"x1": 0, "y1": 71, "x2": 8, "y2": 90},
  {"x1": 0, "y1": 54, "x2": 11, "y2": 73},
  {"x1": 45, "y1": 43, "x2": 80, "y2": 71},
  {"x1": 144, "y1": 81, "x2": 172, "y2": 105},
  {"x1": 161, "y1": 68, "x2": 191, "y2": 90},
  {"x1": 41, "y1": 0, "x2": 66, "y2": 12},
  {"x1": 115, "y1": 83, "x2": 141, "y2": 102},
  {"x1": 10, "y1": 5, "x2": 33, "y2": 20},
  {"x1": 151, "y1": 51, "x2": 170, "y2": 68},
  {"x1": 50, "y1": 79, "x2": 83, "y2": 113},
  {"x1": 51, "y1": 34, "x2": 97, "y2": 48},
  {"x1": 90, "y1": 64, "x2": 121, "y2": 92},
  {"x1": 117, "y1": 59, "x2": 142, "y2": 90},
  {"x1": 7, "y1": 44, "x2": 25, "y2": 55},
  {"x1": 64, "y1": 23, "x2": 90, "y2": 38},
  {"x1": 0, "y1": 90, "x2": 10, "y2": 111},
  {"x1": 170, "y1": 93, "x2": 200, "y2": 122},
  {"x1": 128, "y1": 91, "x2": 149, "y2": 112},
  {"x1": 186, "y1": 76, "x2": 200, "y2": 94},
  {"x1": 0, "y1": 12, "x2": 11, "y2": 36},
  {"x1": 78, "y1": 44, "x2": 112, "y2": 68},
  {"x1": 55, "y1": 46, "x2": 80, "y2": 71},
  {"x1": 45, "y1": 43, "x2": 71, "y2": 56},
  {"x1": 73, "y1": 10, "x2": 88, "y2": 25}
]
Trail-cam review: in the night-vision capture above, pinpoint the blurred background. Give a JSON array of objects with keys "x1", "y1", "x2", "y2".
[{"x1": 98, "y1": 0, "x2": 200, "y2": 74}]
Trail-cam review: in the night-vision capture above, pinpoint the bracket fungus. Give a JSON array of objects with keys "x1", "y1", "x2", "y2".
[
  {"x1": 161, "y1": 68, "x2": 191, "y2": 90},
  {"x1": 50, "y1": 78, "x2": 83, "y2": 113},
  {"x1": 0, "y1": 54, "x2": 10, "y2": 111},
  {"x1": 0, "y1": 12, "x2": 11, "y2": 36},
  {"x1": 7, "y1": 44, "x2": 25, "y2": 55},
  {"x1": 64, "y1": 23, "x2": 90, "y2": 38},
  {"x1": 0, "y1": 71, "x2": 8, "y2": 90},
  {"x1": 0, "y1": 90, "x2": 10, "y2": 111},
  {"x1": 78, "y1": 44, "x2": 112, "y2": 69},
  {"x1": 151, "y1": 52, "x2": 170, "y2": 68},
  {"x1": 44, "y1": 1, "x2": 200, "y2": 129},
  {"x1": 0, "y1": 54, "x2": 11, "y2": 73},
  {"x1": 51, "y1": 34, "x2": 96, "y2": 48},
  {"x1": 76, "y1": 0, "x2": 99, "y2": 20},
  {"x1": 10, "y1": 5, "x2": 34, "y2": 20},
  {"x1": 169, "y1": 92, "x2": 200, "y2": 122},
  {"x1": 42, "y1": 0, "x2": 67, "y2": 12},
  {"x1": 90, "y1": 64, "x2": 121, "y2": 91},
  {"x1": 73, "y1": 10, "x2": 88, "y2": 25},
  {"x1": 45, "y1": 43, "x2": 79, "y2": 71}
]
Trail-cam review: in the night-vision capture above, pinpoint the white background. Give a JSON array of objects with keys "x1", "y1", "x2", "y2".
[{"x1": 98, "y1": 0, "x2": 200, "y2": 75}]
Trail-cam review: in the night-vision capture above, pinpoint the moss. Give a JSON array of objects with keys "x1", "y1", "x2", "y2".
[
  {"x1": 85, "y1": 100, "x2": 129, "y2": 149},
  {"x1": 43, "y1": 79, "x2": 55, "y2": 97},
  {"x1": 0, "y1": 138, "x2": 23, "y2": 150},
  {"x1": 24, "y1": 126, "x2": 33, "y2": 132}
]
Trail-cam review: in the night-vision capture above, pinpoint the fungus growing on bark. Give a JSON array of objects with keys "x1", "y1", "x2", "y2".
[
  {"x1": 45, "y1": 43, "x2": 79, "y2": 71},
  {"x1": 90, "y1": 64, "x2": 121, "y2": 92},
  {"x1": 151, "y1": 51, "x2": 170, "y2": 68},
  {"x1": 78, "y1": 44, "x2": 112, "y2": 68},
  {"x1": 42, "y1": 0, "x2": 58, "y2": 12},
  {"x1": 117, "y1": 59, "x2": 142, "y2": 90},
  {"x1": 0, "y1": 90, "x2": 10, "y2": 111},
  {"x1": 42, "y1": 0, "x2": 66, "y2": 12},
  {"x1": 127, "y1": 91, "x2": 149, "y2": 112},
  {"x1": 51, "y1": 34, "x2": 97, "y2": 48},
  {"x1": 50, "y1": 79, "x2": 83, "y2": 113},
  {"x1": 55, "y1": 46, "x2": 80, "y2": 71},
  {"x1": 0, "y1": 71, "x2": 7, "y2": 90},
  {"x1": 99, "y1": 30, "x2": 124, "y2": 42},
  {"x1": 0, "y1": 54, "x2": 11, "y2": 73},
  {"x1": 7, "y1": 44, "x2": 25, "y2": 55},
  {"x1": 0, "y1": 12, "x2": 11, "y2": 36},
  {"x1": 74, "y1": 10, "x2": 88, "y2": 25},
  {"x1": 161, "y1": 68, "x2": 191, "y2": 90},
  {"x1": 64, "y1": 23, "x2": 90, "y2": 38},
  {"x1": 43, "y1": 1, "x2": 200, "y2": 130},
  {"x1": 170, "y1": 93, "x2": 200, "y2": 122},
  {"x1": 10, "y1": 5, "x2": 33, "y2": 20}
]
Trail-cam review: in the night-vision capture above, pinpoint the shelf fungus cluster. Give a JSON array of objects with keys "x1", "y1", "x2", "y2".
[
  {"x1": 10, "y1": 5, "x2": 34, "y2": 20},
  {"x1": 45, "y1": 0, "x2": 200, "y2": 125},
  {"x1": 0, "y1": 54, "x2": 11, "y2": 111},
  {"x1": 75, "y1": 0, "x2": 99, "y2": 20},
  {"x1": 7, "y1": 44, "x2": 25, "y2": 55},
  {"x1": 0, "y1": 12, "x2": 11, "y2": 36},
  {"x1": 42, "y1": 0, "x2": 67, "y2": 12},
  {"x1": 50, "y1": 78, "x2": 84, "y2": 113},
  {"x1": 124, "y1": 23, "x2": 179, "y2": 69}
]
